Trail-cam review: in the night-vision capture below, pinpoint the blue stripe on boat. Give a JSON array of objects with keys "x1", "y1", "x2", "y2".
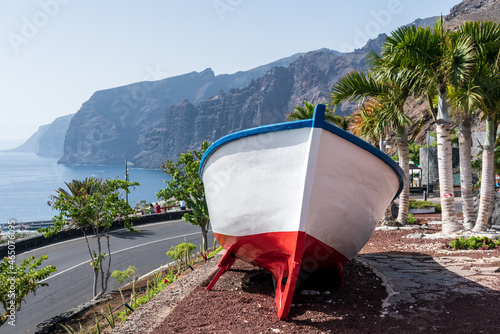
[{"x1": 199, "y1": 104, "x2": 405, "y2": 200}]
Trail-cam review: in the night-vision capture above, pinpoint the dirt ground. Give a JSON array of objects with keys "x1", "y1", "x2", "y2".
[{"x1": 58, "y1": 216, "x2": 500, "y2": 333}]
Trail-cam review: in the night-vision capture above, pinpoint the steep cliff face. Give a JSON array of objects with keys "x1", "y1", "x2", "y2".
[
  {"x1": 37, "y1": 114, "x2": 75, "y2": 158},
  {"x1": 59, "y1": 55, "x2": 305, "y2": 166},
  {"x1": 134, "y1": 43, "x2": 381, "y2": 167},
  {"x1": 60, "y1": 39, "x2": 382, "y2": 168}
]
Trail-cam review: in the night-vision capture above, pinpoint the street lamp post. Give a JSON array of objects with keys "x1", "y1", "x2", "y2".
[
  {"x1": 426, "y1": 130, "x2": 430, "y2": 200},
  {"x1": 125, "y1": 157, "x2": 129, "y2": 203}
]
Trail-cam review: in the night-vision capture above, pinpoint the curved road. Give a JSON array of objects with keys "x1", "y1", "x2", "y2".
[{"x1": 5, "y1": 219, "x2": 214, "y2": 334}]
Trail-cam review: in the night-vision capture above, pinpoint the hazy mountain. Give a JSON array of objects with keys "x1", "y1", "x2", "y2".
[
  {"x1": 7, "y1": 114, "x2": 74, "y2": 158},
  {"x1": 61, "y1": 42, "x2": 381, "y2": 167},
  {"x1": 58, "y1": 49, "x2": 343, "y2": 166},
  {"x1": 14, "y1": 53, "x2": 307, "y2": 160}
]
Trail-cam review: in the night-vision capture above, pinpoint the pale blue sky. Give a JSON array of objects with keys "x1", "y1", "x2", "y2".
[{"x1": 0, "y1": 0, "x2": 460, "y2": 149}]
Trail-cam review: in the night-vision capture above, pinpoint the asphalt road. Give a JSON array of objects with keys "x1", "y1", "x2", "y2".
[{"x1": 4, "y1": 219, "x2": 214, "y2": 334}]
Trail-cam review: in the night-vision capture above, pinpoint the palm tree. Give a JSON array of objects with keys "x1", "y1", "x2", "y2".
[
  {"x1": 287, "y1": 100, "x2": 338, "y2": 123},
  {"x1": 333, "y1": 115, "x2": 352, "y2": 131},
  {"x1": 49, "y1": 177, "x2": 104, "y2": 228},
  {"x1": 381, "y1": 19, "x2": 475, "y2": 235},
  {"x1": 454, "y1": 21, "x2": 500, "y2": 231},
  {"x1": 331, "y1": 69, "x2": 413, "y2": 224},
  {"x1": 473, "y1": 59, "x2": 500, "y2": 231},
  {"x1": 448, "y1": 78, "x2": 482, "y2": 229},
  {"x1": 351, "y1": 99, "x2": 390, "y2": 153}
]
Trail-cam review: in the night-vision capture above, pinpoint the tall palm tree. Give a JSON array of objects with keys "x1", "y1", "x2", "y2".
[
  {"x1": 455, "y1": 21, "x2": 500, "y2": 231},
  {"x1": 331, "y1": 69, "x2": 413, "y2": 224},
  {"x1": 448, "y1": 78, "x2": 482, "y2": 229},
  {"x1": 381, "y1": 19, "x2": 475, "y2": 235},
  {"x1": 473, "y1": 58, "x2": 500, "y2": 231}
]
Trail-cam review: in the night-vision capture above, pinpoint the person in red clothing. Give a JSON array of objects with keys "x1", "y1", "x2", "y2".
[{"x1": 155, "y1": 203, "x2": 161, "y2": 213}]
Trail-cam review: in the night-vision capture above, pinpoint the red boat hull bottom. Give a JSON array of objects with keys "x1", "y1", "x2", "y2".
[{"x1": 207, "y1": 231, "x2": 349, "y2": 319}]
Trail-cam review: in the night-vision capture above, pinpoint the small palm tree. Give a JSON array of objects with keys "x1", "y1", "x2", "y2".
[
  {"x1": 49, "y1": 177, "x2": 103, "y2": 228},
  {"x1": 351, "y1": 98, "x2": 392, "y2": 152}
]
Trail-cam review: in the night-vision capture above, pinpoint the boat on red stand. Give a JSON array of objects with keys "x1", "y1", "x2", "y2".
[{"x1": 199, "y1": 104, "x2": 404, "y2": 319}]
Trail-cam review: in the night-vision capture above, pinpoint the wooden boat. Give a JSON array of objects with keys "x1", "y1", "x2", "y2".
[{"x1": 199, "y1": 104, "x2": 404, "y2": 319}]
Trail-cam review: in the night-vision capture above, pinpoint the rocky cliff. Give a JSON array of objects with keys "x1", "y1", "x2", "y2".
[
  {"x1": 134, "y1": 40, "x2": 384, "y2": 167},
  {"x1": 8, "y1": 114, "x2": 74, "y2": 158},
  {"x1": 58, "y1": 55, "x2": 305, "y2": 166},
  {"x1": 446, "y1": 0, "x2": 500, "y2": 29}
]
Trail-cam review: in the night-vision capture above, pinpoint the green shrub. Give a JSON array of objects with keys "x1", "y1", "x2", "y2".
[
  {"x1": 449, "y1": 236, "x2": 500, "y2": 250},
  {"x1": 111, "y1": 266, "x2": 136, "y2": 284},
  {"x1": 409, "y1": 199, "x2": 435, "y2": 209},
  {"x1": 408, "y1": 199, "x2": 441, "y2": 213},
  {"x1": 407, "y1": 214, "x2": 417, "y2": 224},
  {"x1": 433, "y1": 203, "x2": 441, "y2": 214},
  {"x1": 167, "y1": 241, "x2": 196, "y2": 274}
]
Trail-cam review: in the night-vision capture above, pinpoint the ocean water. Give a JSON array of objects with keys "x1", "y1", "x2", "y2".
[{"x1": 0, "y1": 152, "x2": 170, "y2": 224}]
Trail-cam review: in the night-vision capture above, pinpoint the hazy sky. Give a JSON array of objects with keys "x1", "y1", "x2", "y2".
[{"x1": 0, "y1": 0, "x2": 460, "y2": 149}]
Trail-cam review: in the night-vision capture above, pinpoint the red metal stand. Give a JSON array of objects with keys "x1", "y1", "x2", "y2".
[
  {"x1": 206, "y1": 251, "x2": 236, "y2": 291},
  {"x1": 275, "y1": 259, "x2": 301, "y2": 319}
]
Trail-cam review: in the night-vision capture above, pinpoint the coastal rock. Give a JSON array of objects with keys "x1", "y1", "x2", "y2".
[{"x1": 446, "y1": 0, "x2": 500, "y2": 29}]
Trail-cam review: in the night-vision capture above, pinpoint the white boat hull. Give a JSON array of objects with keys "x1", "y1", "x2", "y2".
[{"x1": 200, "y1": 104, "x2": 404, "y2": 319}]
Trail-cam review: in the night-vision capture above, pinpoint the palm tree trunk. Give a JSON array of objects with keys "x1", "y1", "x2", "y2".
[
  {"x1": 436, "y1": 89, "x2": 460, "y2": 234},
  {"x1": 396, "y1": 125, "x2": 410, "y2": 224},
  {"x1": 473, "y1": 116, "x2": 496, "y2": 232},
  {"x1": 458, "y1": 117, "x2": 475, "y2": 229}
]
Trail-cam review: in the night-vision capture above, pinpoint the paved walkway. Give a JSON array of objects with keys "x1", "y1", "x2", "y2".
[{"x1": 358, "y1": 253, "x2": 500, "y2": 318}]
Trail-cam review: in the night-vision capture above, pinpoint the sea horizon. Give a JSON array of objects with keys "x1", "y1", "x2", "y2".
[{"x1": 0, "y1": 152, "x2": 169, "y2": 224}]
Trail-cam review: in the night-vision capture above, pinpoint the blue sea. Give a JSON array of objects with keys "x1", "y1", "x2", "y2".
[{"x1": 0, "y1": 152, "x2": 169, "y2": 225}]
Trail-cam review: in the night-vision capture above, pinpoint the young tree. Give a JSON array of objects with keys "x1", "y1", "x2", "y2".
[
  {"x1": 157, "y1": 141, "x2": 211, "y2": 252},
  {"x1": 42, "y1": 177, "x2": 139, "y2": 299},
  {"x1": 0, "y1": 256, "x2": 57, "y2": 326}
]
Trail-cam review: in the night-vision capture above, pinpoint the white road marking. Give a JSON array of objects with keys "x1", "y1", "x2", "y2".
[
  {"x1": 21, "y1": 220, "x2": 178, "y2": 254},
  {"x1": 40, "y1": 230, "x2": 201, "y2": 283}
]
